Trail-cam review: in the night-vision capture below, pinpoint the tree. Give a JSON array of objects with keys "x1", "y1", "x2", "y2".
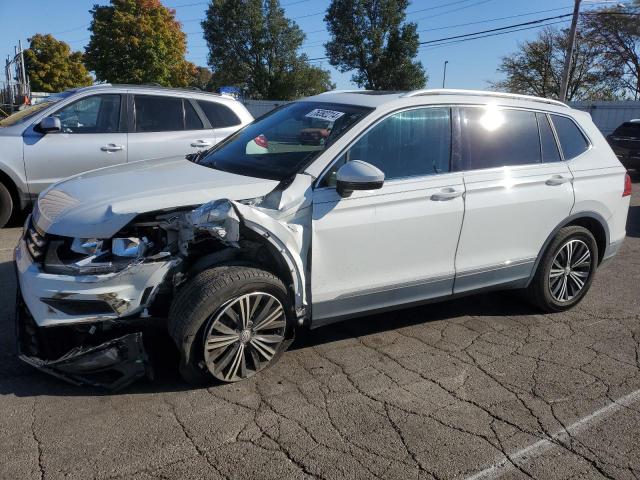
[
  {"x1": 85, "y1": 0, "x2": 193, "y2": 87},
  {"x1": 582, "y1": 7, "x2": 640, "y2": 100},
  {"x1": 324, "y1": 0, "x2": 426, "y2": 90},
  {"x1": 202, "y1": 0, "x2": 334, "y2": 100},
  {"x1": 491, "y1": 27, "x2": 619, "y2": 101},
  {"x1": 189, "y1": 66, "x2": 213, "y2": 90},
  {"x1": 24, "y1": 34, "x2": 92, "y2": 92}
]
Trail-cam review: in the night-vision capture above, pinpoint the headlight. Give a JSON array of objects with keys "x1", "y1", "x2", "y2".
[{"x1": 112, "y1": 237, "x2": 149, "y2": 258}]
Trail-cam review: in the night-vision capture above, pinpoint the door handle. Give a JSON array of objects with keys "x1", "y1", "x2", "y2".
[
  {"x1": 545, "y1": 175, "x2": 571, "y2": 186},
  {"x1": 101, "y1": 144, "x2": 124, "y2": 152},
  {"x1": 431, "y1": 188, "x2": 463, "y2": 201},
  {"x1": 191, "y1": 140, "x2": 213, "y2": 148}
]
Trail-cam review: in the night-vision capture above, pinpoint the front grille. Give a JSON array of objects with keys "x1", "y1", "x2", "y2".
[{"x1": 24, "y1": 218, "x2": 48, "y2": 262}]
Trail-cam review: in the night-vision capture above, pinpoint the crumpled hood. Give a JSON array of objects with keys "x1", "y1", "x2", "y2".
[{"x1": 33, "y1": 156, "x2": 280, "y2": 238}]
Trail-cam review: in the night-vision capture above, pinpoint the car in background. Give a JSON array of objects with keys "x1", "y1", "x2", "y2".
[
  {"x1": 0, "y1": 84, "x2": 253, "y2": 227},
  {"x1": 607, "y1": 119, "x2": 640, "y2": 171}
]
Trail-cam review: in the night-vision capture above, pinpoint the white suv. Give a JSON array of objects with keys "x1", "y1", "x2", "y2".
[
  {"x1": 15, "y1": 89, "x2": 631, "y2": 389},
  {"x1": 0, "y1": 84, "x2": 252, "y2": 227}
]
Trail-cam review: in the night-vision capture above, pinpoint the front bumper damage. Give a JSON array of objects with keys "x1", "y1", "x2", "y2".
[{"x1": 16, "y1": 292, "x2": 151, "y2": 390}]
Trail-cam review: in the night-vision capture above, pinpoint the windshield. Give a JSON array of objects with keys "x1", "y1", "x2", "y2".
[
  {"x1": 613, "y1": 122, "x2": 640, "y2": 138},
  {"x1": 0, "y1": 97, "x2": 64, "y2": 127},
  {"x1": 198, "y1": 101, "x2": 372, "y2": 180}
]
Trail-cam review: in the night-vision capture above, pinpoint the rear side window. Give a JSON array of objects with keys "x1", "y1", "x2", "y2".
[
  {"x1": 460, "y1": 107, "x2": 541, "y2": 170},
  {"x1": 197, "y1": 100, "x2": 241, "y2": 128},
  {"x1": 134, "y1": 95, "x2": 183, "y2": 132},
  {"x1": 550, "y1": 115, "x2": 589, "y2": 160},
  {"x1": 54, "y1": 94, "x2": 121, "y2": 134},
  {"x1": 537, "y1": 113, "x2": 561, "y2": 163}
]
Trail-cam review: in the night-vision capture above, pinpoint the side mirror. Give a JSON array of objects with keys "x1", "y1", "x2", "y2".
[
  {"x1": 38, "y1": 116, "x2": 61, "y2": 134},
  {"x1": 336, "y1": 160, "x2": 385, "y2": 198}
]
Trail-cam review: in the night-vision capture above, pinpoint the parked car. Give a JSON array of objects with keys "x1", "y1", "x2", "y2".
[
  {"x1": 0, "y1": 84, "x2": 253, "y2": 227},
  {"x1": 15, "y1": 89, "x2": 631, "y2": 389},
  {"x1": 607, "y1": 119, "x2": 640, "y2": 171}
]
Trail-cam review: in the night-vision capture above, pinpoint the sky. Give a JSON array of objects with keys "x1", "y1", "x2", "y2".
[{"x1": 0, "y1": 0, "x2": 629, "y2": 92}]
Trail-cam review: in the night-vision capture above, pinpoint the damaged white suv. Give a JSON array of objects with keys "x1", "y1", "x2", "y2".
[{"x1": 15, "y1": 89, "x2": 631, "y2": 389}]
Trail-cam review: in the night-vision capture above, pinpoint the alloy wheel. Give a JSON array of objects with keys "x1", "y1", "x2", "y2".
[
  {"x1": 548, "y1": 239, "x2": 592, "y2": 303},
  {"x1": 203, "y1": 292, "x2": 286, "y2": 382}
]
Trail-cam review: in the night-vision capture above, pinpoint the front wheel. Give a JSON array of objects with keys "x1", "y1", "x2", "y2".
[
  {"x1": 168, "y1": 266, "x2": 295, "y2": 384},
  {"x1": 526, "y1": 226, "x2": 598, "y2": 312},
  {"x1": 0, "y1": 182, "x2": 14, "y2": 228}
]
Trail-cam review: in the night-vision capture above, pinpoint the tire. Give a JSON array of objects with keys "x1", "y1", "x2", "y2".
[
  {"x1": 526, "y1": 226, "x2": 598, "y2": 312},
  {"x1": 168, "y1": 266, "x2": 295, "y2": 384},
  {"x1": 0, "y1": 182, "x2": 14, "y2": 228}
]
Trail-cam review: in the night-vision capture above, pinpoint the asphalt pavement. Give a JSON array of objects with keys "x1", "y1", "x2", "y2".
[{"x1": 1, "y1": 174, "x2": 639, "y2": 480}]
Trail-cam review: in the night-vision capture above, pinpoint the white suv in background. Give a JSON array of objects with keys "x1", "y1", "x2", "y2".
[
  {"x1": 15, "y1": 89, "x2": 631, "y2": 389},
  {"x1": 0, "y1": 84, "x2": 253, "y2": 227}
]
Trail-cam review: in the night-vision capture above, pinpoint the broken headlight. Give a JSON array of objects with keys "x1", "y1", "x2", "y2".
[{"x1": 44, "y1": 236, "x2": 153, "y2": 275}]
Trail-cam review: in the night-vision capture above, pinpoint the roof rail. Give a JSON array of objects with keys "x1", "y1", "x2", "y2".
[
  {"x1": 401, "y1": 89, "x2": 569, "y2": 108},
  {"x1": 319, "y1": 89, "x2": 373, "y2": 94}
]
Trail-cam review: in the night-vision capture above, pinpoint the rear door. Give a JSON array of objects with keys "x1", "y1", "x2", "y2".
[
  {"x1": 453, "y1": 106, "x2": 574, "y2": 293},
  {"x1": 127, "y1": 94, "x2": 213, "y2": 162},
  {"x1": 23, "y1": 93, "x2": 126, "y2": 195}
]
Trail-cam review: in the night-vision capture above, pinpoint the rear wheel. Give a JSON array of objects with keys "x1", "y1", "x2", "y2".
[
  {"x1": 168, "y1": 266, "x2": 294, "y2": 384},
  {"x1": 0, "y1": 182, "x2": 14, "y2": 228},
  {"x1": 526, "y1": 226, "x2": 598, "y2": 312}
]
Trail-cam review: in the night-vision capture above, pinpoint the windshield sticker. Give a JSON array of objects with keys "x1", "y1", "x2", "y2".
[{"x1": 305, "y1": 109, "x2": 345, "y2": 122}]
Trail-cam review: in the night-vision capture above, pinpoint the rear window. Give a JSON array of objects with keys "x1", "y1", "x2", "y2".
[
  {"x1": 551, "y1": 115, "x2": 589, "y2": 160},
  {"x1": 612, "y1": 122, "x2": 640, "y2": 138},
  {"x1": 459, "y1": 107, "x2": 541, "y2": 170},
  {"x1": 134, "y1": 95, "x2": 183, "y2": 132},
  {"x1": 537, "y1": 113, "x2": 561, "y2": 163},
  {"x1": 197, "y1": 100, "x2": 241, "y2": 128}
]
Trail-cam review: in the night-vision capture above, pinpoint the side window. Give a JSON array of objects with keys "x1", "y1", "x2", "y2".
[
  {"x1": 197, "y1": 100, "x2": 241, "y2": 128},
  {"x1": 321, "y1": 107, "x2": 451, "y2": 187},
  {"x1": 459, "y1": 107, "x2": 541, "y2": 170},
  {"x1": 184, "y1": 100, "x2": 204, "y2": 130},
  {"x1": 550, "y1": 115, "x2": 589, "y2": 160},
  {"x1": 134, "y1": 95, "x2": 183, "y2": 132},
  {"x1": 54, "y1": 94, "x2": 120, "y2": 134},
  {"x1": 537, "y1": 113, "x2": 561, "y2": 163}
]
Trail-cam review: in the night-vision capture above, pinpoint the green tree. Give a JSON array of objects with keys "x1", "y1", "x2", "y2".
[
  {"x1": 490, "y1": 27, "x2": 619, "y2": 101},
  {"x1": 202, "y1": 0, "x2": 334, "y2": 100},
  {"x1": 24, "y1": 34, "x2": 92, "y2": 92},
  {"x1": 324, "y1": 0, "x2": 426, "y2": 90},
  {"x1": 85, "y1": 0, "x2": 192, "y2": 87},
  {"x1": 582, "y1": 7, "x2": 640, "y2": 100}
]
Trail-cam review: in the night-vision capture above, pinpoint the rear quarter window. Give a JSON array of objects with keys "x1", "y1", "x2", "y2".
[
  {"x1": 550, "y1": 115, "x2": 590, "y2": 160},
  {"x1": 197, "y1": 100, "x2": 241, "y2": 128}
]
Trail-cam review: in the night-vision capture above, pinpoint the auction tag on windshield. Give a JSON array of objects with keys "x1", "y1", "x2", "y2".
[{"x1": 305, "y1": 109, "x2": 345, "y2": 122}]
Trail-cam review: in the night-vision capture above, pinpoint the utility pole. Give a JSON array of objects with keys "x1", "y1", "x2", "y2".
[
  {"x1": 442, "y1": 60, "x2": 449, "y2": 88},
  {"x1": 559, "y1": 0, "x2": 581, "y2": 102}
]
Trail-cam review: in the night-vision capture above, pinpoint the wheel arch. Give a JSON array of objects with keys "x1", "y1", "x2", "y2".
[{"x1": 526, "y1": 212, "x2": 609, "y2": 287}]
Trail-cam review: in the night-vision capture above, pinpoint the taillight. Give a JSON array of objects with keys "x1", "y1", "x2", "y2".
[
  {"x1": 254, "y1": 134, "x2": 268, "y2": 149},
  {"x1": 623, "y1": 173, "x2": 632, "y2": 197}
]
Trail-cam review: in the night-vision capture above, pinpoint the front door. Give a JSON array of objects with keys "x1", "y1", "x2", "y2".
[
  {"x1": 23, "y1": 93, "x2": 126, "y2": 196},
  {"x1": 311, "y1": 107, "x2": 465, "y2": 323},
  {"x1": 453, "y1": 107, "x2": 575, "y2": 293}
]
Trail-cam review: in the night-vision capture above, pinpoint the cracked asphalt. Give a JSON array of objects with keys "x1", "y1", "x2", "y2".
[{"x1": 1, "y1": 174, "x2": 639, "y2": 480}]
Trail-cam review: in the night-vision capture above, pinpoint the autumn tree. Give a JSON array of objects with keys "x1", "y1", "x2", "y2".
[
  {"x1": 491, "y1": 27, "x2": 619, "y2": 101},
  {"x1": 324, "y1": 0, "x2": 426, "y2": 90},
  {"x1": 85, "y1": 0, "x2": 193, "y2": 87},
  {"x1": 202, "y1": 0, "x2": 334, "y2": 100},
  {"x1": 24, "y1": 34, "x2": 92, "y2": 92},
  {"x1": 582, "y1": 8, "x2": 640, "y2": 100},
  {"x1": 189, "y1": 66, "x2": 213, "y2": 90}
]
